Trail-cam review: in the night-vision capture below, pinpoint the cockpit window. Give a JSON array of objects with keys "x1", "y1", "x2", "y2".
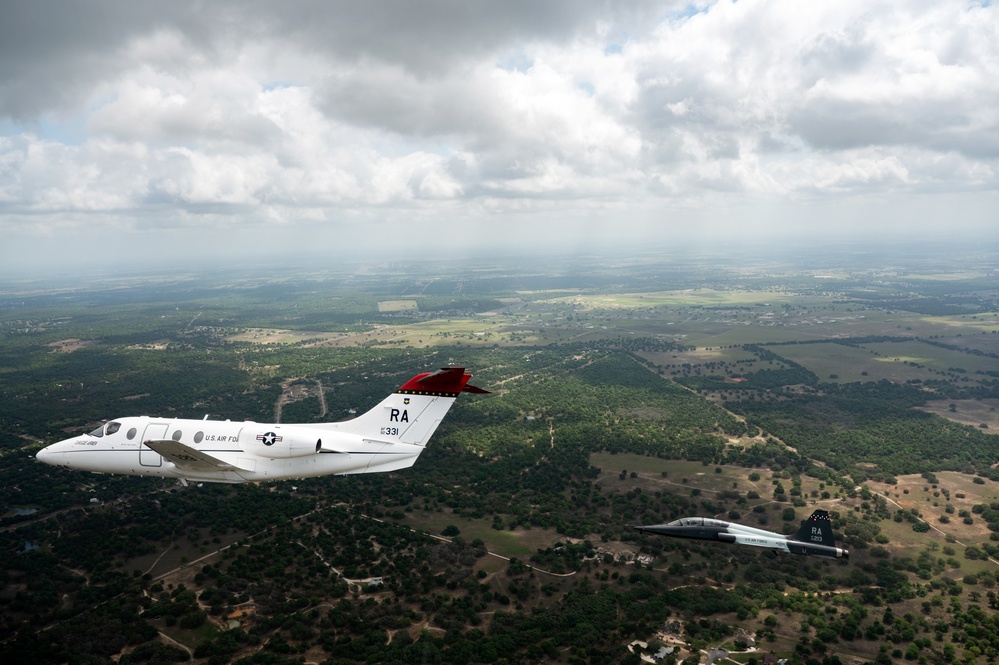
[
  {"x1": 89, "y1": 424, "x2": 105, "y2": 437},
  {"x1": 106, "y1": 422, "x2": 121, "y2": 436}
]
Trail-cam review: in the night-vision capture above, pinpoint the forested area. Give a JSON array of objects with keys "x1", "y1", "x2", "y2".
[
  {"x1": 3, "y1": 258, "x2": 999, "y2": 664},
  {"x1": 728, "y1": 381, "x2": 999, "y2": 479}
]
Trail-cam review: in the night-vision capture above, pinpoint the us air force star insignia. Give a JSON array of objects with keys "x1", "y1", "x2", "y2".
[{"x1": 256, "y1": 432, "x2": 282, "y2": 446}]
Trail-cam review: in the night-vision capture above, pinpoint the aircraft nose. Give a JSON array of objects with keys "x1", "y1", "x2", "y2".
[{"x1": 36, "y1": 444, "x2": 59, "y2": 466}]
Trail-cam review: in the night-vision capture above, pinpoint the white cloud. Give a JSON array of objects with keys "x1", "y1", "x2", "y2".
[{"x1": 0, "y1": 0, "x2": 997, "y2": 271}]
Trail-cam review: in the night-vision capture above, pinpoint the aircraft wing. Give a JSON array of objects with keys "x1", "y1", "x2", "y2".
[{"x1": 144, "y1": 440, "x2": 244, "y2": 472}]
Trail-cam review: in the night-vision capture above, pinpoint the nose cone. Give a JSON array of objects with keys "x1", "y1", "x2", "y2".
[
  {"x1": 634, "y1": 524, "x2": 674, "y2": 536},
  {"x1": 37, "y1": 441, "x2": 71, "y2": 466},
  {"x1": 36, "y1": 445, "x2": 56, "y2": 465}
]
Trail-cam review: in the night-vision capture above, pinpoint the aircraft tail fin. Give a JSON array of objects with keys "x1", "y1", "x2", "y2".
[
  {"x1": 314, "y1": 367, "x2": 487, "y2": 447},
  {"x1": 793, "y1": 510, "x2": 837, "y2": 547}
]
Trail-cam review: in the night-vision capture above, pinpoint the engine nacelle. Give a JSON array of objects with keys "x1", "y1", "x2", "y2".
[{"x1": 242, "y1": 427, "x2": 322, "y2": 459}]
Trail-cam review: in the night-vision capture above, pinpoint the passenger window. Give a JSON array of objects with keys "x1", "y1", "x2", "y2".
[
  {"x1": 194, "y1": 431, "x2": 204, "y2": 443},
  {"x1": 106, "y1": 422, "x2": 121, "y2": 435},
  {"x1": 172, "y1": 430, "x2": 182, "y2": 442},
  {"x1": 126, "y1": 428, "x2": 137, "y2": 440}
]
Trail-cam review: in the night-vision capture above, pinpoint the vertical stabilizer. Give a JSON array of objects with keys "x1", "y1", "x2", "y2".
[
  {"x1": 318, "y1": 368, "x2": 484, "y2": 447},
  {"x1": 793, "y1": 510, "x2": 835, "y2": 546}
]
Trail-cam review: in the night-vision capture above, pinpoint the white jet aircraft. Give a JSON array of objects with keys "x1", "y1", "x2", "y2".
[{"x1": 36, "y1": 367, "x2": 486, "y2": 484}]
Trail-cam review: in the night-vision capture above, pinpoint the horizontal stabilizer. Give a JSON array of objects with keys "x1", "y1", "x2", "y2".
[{"x1": 144, "y1": 440, "x2": 244, "y2": 472}]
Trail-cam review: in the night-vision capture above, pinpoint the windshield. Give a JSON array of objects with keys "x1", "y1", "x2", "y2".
[{"x1": 88, "y1": 421, "x2": 121, "y2": 437}]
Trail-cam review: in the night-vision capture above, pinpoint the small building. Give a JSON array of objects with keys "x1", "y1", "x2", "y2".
[
  {"x1": 653, "y1": 646, "x2": 674, "y2": 661},
  {"x1": 705, "y1": 647, "x2": 729, "y2": 665}
]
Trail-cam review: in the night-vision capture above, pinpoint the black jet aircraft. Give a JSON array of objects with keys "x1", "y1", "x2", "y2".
[{"x1": 635, "y1": 509, "x2": 848, "y2": 559}]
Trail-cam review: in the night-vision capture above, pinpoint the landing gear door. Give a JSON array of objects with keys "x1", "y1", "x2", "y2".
[{"x1": 140, "y1": 423, "x2": 168, "y2": 467}]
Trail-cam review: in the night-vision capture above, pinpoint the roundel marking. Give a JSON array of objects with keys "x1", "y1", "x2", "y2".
[{"x1": 256, "y1": 431, "x2": 283, "y2": 446}]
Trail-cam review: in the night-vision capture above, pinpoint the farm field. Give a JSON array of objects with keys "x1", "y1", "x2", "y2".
[
  {"x1": 862, "y1": 339, "x2": 999, "y2": 377},
  {"x1": 775, "y1": 342, "x2": 935, "y2": 384}
]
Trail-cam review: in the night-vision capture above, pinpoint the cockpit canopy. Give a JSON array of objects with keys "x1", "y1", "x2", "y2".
[
  {"x1": 668, "y1": 517, "x2": 727, "y2": 528},
  {"x1": 88, "y1": 422, "x2": 121, "y2": 437}
]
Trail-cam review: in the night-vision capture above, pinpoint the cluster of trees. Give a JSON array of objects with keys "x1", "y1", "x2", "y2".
[{"x1": 728, "y1": 380, "x2": 999, "y2": 478}]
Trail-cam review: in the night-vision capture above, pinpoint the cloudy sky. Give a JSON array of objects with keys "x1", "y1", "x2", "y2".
[{"x1": 1, "y1": 0, "x2": 997, "y2": 273}]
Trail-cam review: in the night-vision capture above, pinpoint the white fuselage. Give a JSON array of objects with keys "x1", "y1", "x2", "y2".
[
  {"x1": 37, "y1": 416, "x2": 425, "y2": 483},
  {"x1": 667, "y1": 516, "x2": 793, "y2": 553},
  {"x1": 36, "y1": 379, "x2": 463, "y2": 484}
]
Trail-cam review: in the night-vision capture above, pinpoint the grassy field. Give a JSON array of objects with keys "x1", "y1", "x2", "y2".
[
  {"x1": 775, "y1": 342, "x2": 933, "y2": 383},
  {"x1": 932, "y1": 331, "x2": 999, "y2": 354},
  {"x1": 399, "y1": 510, "x2": 559, "y2": 560},
  {"x1": 377, "y1": 300, "x2": 418, "y2": 312},
  {"x1": 226, "y1": 328, "x2": 336, "y2": 344},
  {"x1": 869, "y1": 471, "x2": 999, "y2": 548},
  {"x1": 918, "y1": 313, "x2": 999, "y2": 334},
  {"x1": 591, "y1": 453, "x2": 840, "y2": 522},
  {"x1": 752, "y1": 336, "x2": 999, "y2": 386},
  {"x1": 918, "y1": 399, "x2": 999, "y2": 430},
  {"x1": 549, "y1": 289, "x2": 802, "y2": 309},
  {"x1": 640, "y1": 346, "x2": 762, "y2": 369},
  {"x1": 862, "y1": 339, "x2": 999, "y2": 375}
]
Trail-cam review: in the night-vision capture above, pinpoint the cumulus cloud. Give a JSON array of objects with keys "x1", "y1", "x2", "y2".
[{"x1": 0, "y1": 0, "x2": 997, "y2": 269}]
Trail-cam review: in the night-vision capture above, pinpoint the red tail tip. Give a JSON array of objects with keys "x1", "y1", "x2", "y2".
[{"x1": 399, "y1": 367, "x2": 488, "y2": 394}]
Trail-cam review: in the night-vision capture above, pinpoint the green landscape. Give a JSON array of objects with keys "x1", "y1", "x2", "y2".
[{"x1": 2, "y1": 243, "x2": 999, "y2": 664}]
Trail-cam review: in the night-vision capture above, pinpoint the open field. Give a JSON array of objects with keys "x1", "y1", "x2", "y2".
[
  {"x1": 869, "y1": 471, "x2": 999, "y2": 549},
  {"x1": 932, "y1": 331, "x2": 999, "y2": 354},
  {"x1": 377, "y1": 300, "x2": 418, "y2": 312},
  {"x1": 45, "y1": 338, "x2": 97, "y2": 353},
  {"x1": 590, "y1": 453, "x2": 845, "y2": 521},
  {"x1": 549, "y1": 288, "x2": 802, "y2": 309},
  {"x1": 226, "y1": 328, "x2": 336, "y2": 344},
  {"x1": 639, "y1": 346, "x2": 762, "y2": 370},
  {"x1": 917, "y1": 399, "x2": 999, "y2": 430},
  {"x1": 862, "y1": 339, "x2": 999, "y2": 376},
  {"x1": 399, "y1": 510, "x2": 557, "y2": 560},
  {"x1": 918, "y1": 313, "x2": 999, "y2": 334},
  {"x1": 776, "y1": 342, "x2": 934, "y2": 383}
]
